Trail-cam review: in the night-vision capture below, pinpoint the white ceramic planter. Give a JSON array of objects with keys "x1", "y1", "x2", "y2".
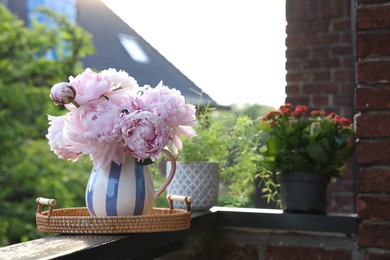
[{"x1": 167, "y1": 161, "x2": 219, "y2": 210}]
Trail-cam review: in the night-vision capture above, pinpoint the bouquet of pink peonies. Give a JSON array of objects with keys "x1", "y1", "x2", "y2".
[{"x1": 46, "y1": 68, "x2": 197, "y2": 168}]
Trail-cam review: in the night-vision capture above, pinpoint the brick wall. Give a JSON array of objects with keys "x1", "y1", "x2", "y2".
[
  {"x1": 160, "y1": 228, "x2": 361, "y2": 259},
  {"x1": 163, "y1": 1, "x2": 390, "y2": 258},
  {"x1": 285, "y1": 0, "x2": 355, "y2": 213},
  {"x1": 355, "y1": 0, "x2": 390, "y2": 257}
]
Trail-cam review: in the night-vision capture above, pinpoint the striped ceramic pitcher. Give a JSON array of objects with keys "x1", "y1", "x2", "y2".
[{"x1": 85, "y1": 149, "x2": 176, "y2": 216}]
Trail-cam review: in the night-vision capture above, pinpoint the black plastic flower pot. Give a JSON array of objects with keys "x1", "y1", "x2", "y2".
[{"x1": 277, "y1": 172, "x2": 331, "y2": 214}]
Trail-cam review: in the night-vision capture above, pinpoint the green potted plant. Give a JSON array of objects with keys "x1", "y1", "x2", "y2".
[
  {"x1": 167, "y1": 107, "x2": 230, "y2": 210},
  {"x1": 256, "y1": 103, "x2": 358, "y2": 213}
]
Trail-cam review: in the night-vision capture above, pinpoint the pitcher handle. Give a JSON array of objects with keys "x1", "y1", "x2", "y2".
[{"x1": 155, "y1": 149, "x2": 176, "y2": 197}]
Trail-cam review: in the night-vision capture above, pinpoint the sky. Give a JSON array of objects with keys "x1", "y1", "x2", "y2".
[{"x1": 101, "y1": 1, "x2": 287, "y2": 108}]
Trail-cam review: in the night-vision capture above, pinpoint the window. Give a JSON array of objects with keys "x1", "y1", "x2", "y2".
[
  {"x1": 27, "y1": 0, "x2": 76, "y2": 26},
  {"x1": 27, "y1": 0, "x2": 76, "y2": 59},
  {"x1": 118, "y1": 34, "x2": 150, "y2": 64}
]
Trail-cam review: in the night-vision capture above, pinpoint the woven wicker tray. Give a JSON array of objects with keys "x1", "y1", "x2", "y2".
[{"x1": 36, "y1": 195, "x2": 192, "y2": 234}]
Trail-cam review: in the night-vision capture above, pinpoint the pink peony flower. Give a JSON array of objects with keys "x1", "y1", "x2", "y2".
[
  {"x1": 170, "y1": 125, "x2": 197, "y2": 153},
  {"x1": 46, "y1": 115, "x2": 83, "y2": 161},
  {"x1": 137, "y1": 82, "x2": 197, "y2": 126},
  {"x1": 46, "y1": 68, "x2": 197, "y2": 168},
  {"x1": 120, "y1": 110, "x2": 172, "y2": 162},
  {"x1": 100, "y1": 69, "x2": 140, "y2": 107},
  {"x1": 136, "y1": 82, "x2": 197, "y2": 152},
  {"x1": 67, "y1": 68, "x2": 111, "y2": 107},
  {"x1": 49, "y1": 82, "x2": 76, "y2": 106},
  {"x1": 100, "y1": 68, "x2": 139, "y2": 94},
  {"x1": 85, "y1": 140, "x2": 126, "y2": 168},
  {"x1": 104, "y1": 87, "x2": 138, "y2": 108},
  {"x1": 64, "y1": 99, "x2": 123, "y2": 167}
]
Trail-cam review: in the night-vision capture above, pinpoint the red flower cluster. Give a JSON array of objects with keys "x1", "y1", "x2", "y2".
[
  {"x1": 310, "y1": 110, "x2": 326, "y2": 117},
  {"x1": 262, "y1": 104, "x2": 352, "y2": 129}
]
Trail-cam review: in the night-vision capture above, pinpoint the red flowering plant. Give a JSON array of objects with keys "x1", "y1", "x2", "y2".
[{"x1": 256, "y1": 104, "x2": 358, "y2": 202}]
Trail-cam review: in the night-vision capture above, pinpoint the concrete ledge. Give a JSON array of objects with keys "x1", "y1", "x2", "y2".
[
  {"x1": 0, "y1": 208, "x2": 357, "y2": 259},
  {"x1": 213, "y1": 207, "x2": 357, "y2": 234}
]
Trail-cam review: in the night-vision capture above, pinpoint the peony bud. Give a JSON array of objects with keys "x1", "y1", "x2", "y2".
[{"x1": 49, "y1": 82, "x2": 77, "y2": 106}]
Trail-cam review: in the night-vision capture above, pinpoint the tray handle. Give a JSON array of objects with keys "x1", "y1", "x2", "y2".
[
  {"x1": 36, "y1": 197, "x2": 57, "y2": 218},
  {"x1": 166, "y1": 194, "x2": 192, "y2": 212}
]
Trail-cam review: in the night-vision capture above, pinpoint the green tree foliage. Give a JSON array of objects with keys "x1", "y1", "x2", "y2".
[{"x1": 0, "y1": 5, "x2": 94, "y2": 246}]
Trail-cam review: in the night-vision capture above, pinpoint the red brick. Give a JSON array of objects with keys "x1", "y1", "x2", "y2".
[
  {"x1": 286, "y1": 0, "x2": 306, "y2": 21},
  {"x1": 357, "y1": 61, "x2": 390, "y2": 84},
  {"x1": 321, "y1": 34, "x2": 341, "y2": 45},
  {"x1": 358, "y1": 222, "x2": 390, "y2": 248},
  {"x1": 357, "y1": 196, "x2": 390, "y2": 220},
  {"x1": 328, "y1": 182, "x2": 353, "y2": 193},
  {"x1": 334, "y1": 70, "x2": 351, "y2": 81},
  {"x1": 332, "y1": 46, "x2": 352, "y2": 56},
  {"x1": 332, "y1": 0, "x2": 351, "y2": 18},
  {"x1": 302, "y1": 84, "x2": 322, "y2": 94},
  {"x1": 286, "y1": 97, "x2": 310, "y2": 106},
  {"x1": 331, "y1": 0, "x2": 343, "y2": 18},
  {"x1": 320, "y1": 1, "x2": 332, "y2": 19},
  {"x1": 285, "y1": 36, "x2": 300, "y2": 46},
  {"x1": 312, "y1": 95, "x2": 329, "y2": 105},
  {"x1": 312, "y1": 47, "x2": 330, "y2": 59},
  {"x1": 330, "y1": 167, "x2": 354, "y2": 188},
  {"x1": 286, "y1": 35, "x2": 321, "y2": 46},
  {"x1": 218, "y1": 243, "x2": 258, "y2": 259},
  {"x1": 357, "y1": 168, "x2": 390, "y2": 193},
  {"x1": 356, "y1": 113, "x2": 390, "y2": 138},
  {"x1": 323, "y1": 83, "x2": 339, "y2": 92},
  {"x1": 332, "y1": 19, "x2": 351, "y2": 31},
  {"x1": 343, "y1": 106, "x2": 354, "y2": 118},
  {"x1": 324, "y1": 58, "x2": 340, "y2": 68},
  {"x1": 329, "y1": 192, "x2": 354, "y2": 205},
  {"x1": 356, "y1": 140, "x2": 390, "y2": 166},
  {"x1": 359, "y1": 0, "x2": 390, "y2": 4},
  {"x1": 266, "y1": 245, "x2": 351, "y2": 259},
  {"x1": 286, "y1": 60, "x2": 302, "y2": 70},
  {"x1": 356, "y1": 5, "x2": 390, "y2": 29},
  {"x1": 364, "y1": 252, "x2": 390, "y2": 260},
  {"x1": 327, "y1": 190, "x2": 354, "y2": 213},
  {"x1": 286, "y1": 22, "x2": 308, "y2": 34},
  {"x1": 356, "y1": 87, "x2": 390, "y2": 110},
  {"x1": 286, "y1": 84, "x2": 301, "y2": 94},
  {"x1": 313, "y1": 71, "x2": 330, "y2": 81},
  {"x1": 309, "y1": 21, "x2": 329, "y2": 32},
  {"x1": 286, "y1": 48, "x2": 310, "y2": 58},
  {"x1": 334, "y1": 95, "x2": 353, "y2": 106},
  {"x1": 342, "y1": 33, "x2": 352, "y2": 43},
  {"x1": 286, "y1": 72, "x2": 310, "y2": 82},
  {"x1": 307, "y1": 0, "x2": 319, "y2": 20},
  {"x1": 339, "y1": 83, "x2": 353, "y2": 94},
  {"x1": 356, "y1": 33, "x2": 390, "y2": 57},
  {"x1": 303, "y1": 60, "x2": 322, "y2": 69},
  {"x1": 343, "y1": 57, "x2": 352, "y2": 67}
]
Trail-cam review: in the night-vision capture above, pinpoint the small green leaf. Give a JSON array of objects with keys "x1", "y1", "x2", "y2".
[
  {"x1": 266, "y1": 137, "x2": 283, "y2": 156},
  {"x1": 307, "y1": 142, "x2": 329, "y2": 164}
]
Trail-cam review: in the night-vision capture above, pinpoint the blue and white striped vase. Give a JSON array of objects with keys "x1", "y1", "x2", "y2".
[{"x1": 85, "y1": 149, "x2": 176, "y2": 216}]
